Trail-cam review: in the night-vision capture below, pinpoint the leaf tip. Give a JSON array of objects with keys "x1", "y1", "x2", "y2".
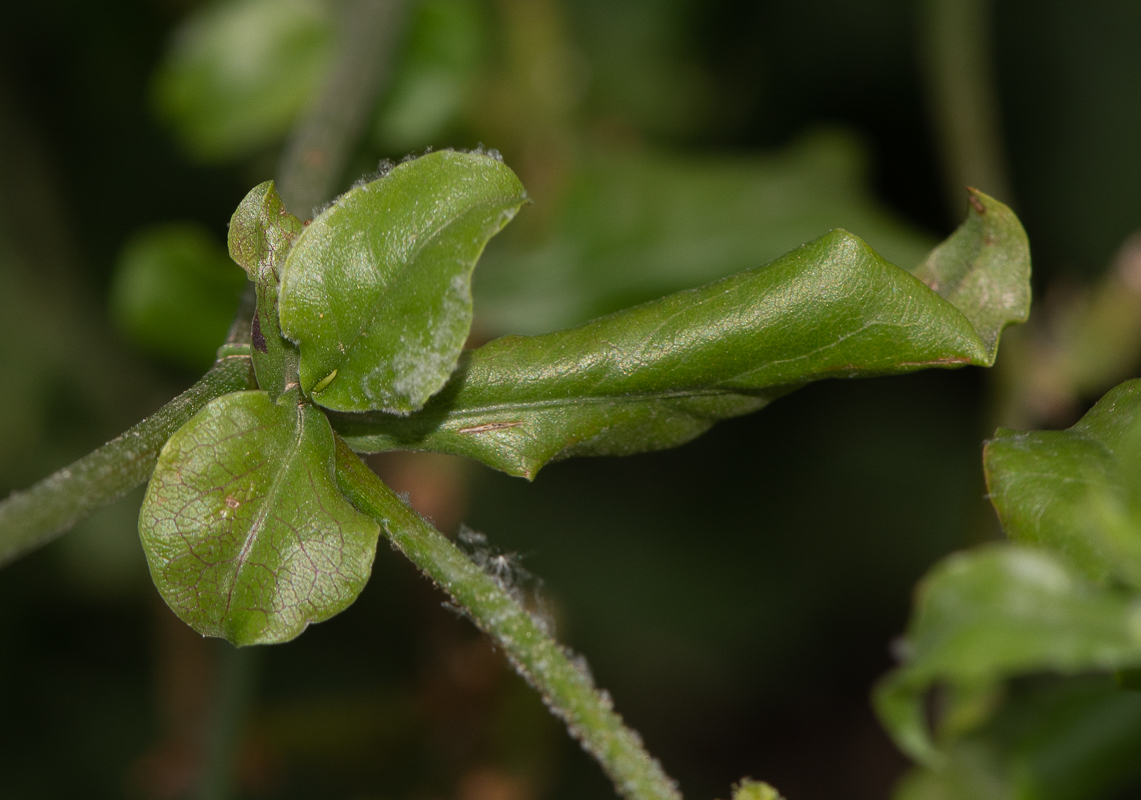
[{"x1": 967, "y1": 186, "x2": 987, "y2": 215}]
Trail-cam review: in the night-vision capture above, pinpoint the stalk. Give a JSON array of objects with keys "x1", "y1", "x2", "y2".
[
  {"x1": 0, "y1": 355, "x2": 256, "y2": 568},
  {"x1": 195, "y1": 643, "x2": 262, "y2": 800},
  {"x1": 276, "y1": 0, "x2": 408, "y2": 217},
  {"x1": 919, "y1": 0, "x2": 1014, "y2": 215},
  {"x1": 334, "y1": 438, "x2": 683, "y2": 800}
]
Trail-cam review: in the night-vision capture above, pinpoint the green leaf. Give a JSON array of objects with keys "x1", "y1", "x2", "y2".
[
  {"x1": 278, "y1": 150, "x2": 528, "y2": 414},
  {"x1": 228, "y1": 180, "x2": 304, "y2": 398},
  {"x1": 109, "y1": 223, "x2": 247, "y2": 370},
  {"x1": 473, "y1": 131, "x2": 939, "y2": 335},
  {"x1": 154, "y1": 0, "x2": 335, "y2": 161},
  {"x1": 911, "y1": 189, "x2": 1030, "y2": 363},
  {"x1": 334, "y1": 194, "x2": 1029, "y2": 478},
  {"x1": 893, "y1": 677, "x2": 1141, "y2": 800},
  {"x1": 727, "y1": 779, "x2": 784, "y2": 800},
  {"x1": 139, "y1": 389, "x2": 379, "y2": 646},
  {"x1": 874, "y1": 545, "x2": 1141, "y2": 766},
  {"x1": 985, "y1": 379, "x2": 1141, "y2": 586}
]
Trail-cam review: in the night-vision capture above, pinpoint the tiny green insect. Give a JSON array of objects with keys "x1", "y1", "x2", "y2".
[{"x1": 312, "y1": 369, "x2": 338, "y2": 393}]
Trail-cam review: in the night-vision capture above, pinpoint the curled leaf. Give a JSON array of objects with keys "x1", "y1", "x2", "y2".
[
  {"x1": 228, "y1": 180, "x2": 304, "y2": 398},
  {"x1": 912, "y1": 188, "x2": 1030, "y2": 362},
  {"x1": 474, "y1": 131, "x2": 938, "y2": 336},
  {"x1": 278, "y1": 150, "x2": 528, "y2": 414},
  {"x1": 334, "y1": 194, "x2": 1030, "y2": 478}
]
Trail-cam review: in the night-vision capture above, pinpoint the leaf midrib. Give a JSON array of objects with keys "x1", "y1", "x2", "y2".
[
  {"x1": 224, "y1": 401, "x2": 307, "y2": 619},
  {"x1": 345, "y1": 355, "x2": 972, "y2": 429}
]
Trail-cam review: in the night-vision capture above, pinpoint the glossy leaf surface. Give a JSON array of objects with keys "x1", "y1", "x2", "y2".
[
  {"x1": 228, "y1": 180, "x2": 304, "y2": 399},
  {"x1": 278, "y1": 150, "x2": 528, "y2": 414},
  {"x1": 875, "y1": 545, "x2": 1141, "y2": 766},
  {"x1": 140, "y1": 390, "x2": 379, "y2": 646},
  {"x1": 335, "y1": 192, "x2": 1029, "y2": 478},
  {"x1": 985, "y1": 379, "x2": 1141, "y2": 586}
]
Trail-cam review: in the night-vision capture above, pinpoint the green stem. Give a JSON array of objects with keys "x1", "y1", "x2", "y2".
[
  {"x1": 333, "y1": 438, "x2": 683, "y2": 800},
  {"x1": 195, "y1": 643, "x2": 261, "y2": 800},
  {"x1": 276, "y1": 0, "x2": 409, "y2": 217},
  {"x1": 919, "y1": 0, "x2": 1014, "y2": 215},
  {"x1": 0, "y1": 355, "x2": 256, "y2": 568}
]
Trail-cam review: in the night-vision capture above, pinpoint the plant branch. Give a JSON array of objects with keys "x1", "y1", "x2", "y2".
[
  {"x1": 195, "y1": 642, "x2": 261, "y2": 800},
  {"x1": 0, "y1": 355, "x2": 256, "y2": 568},
  {"x1": 276, "y1": 0, "x2": 409, "y2": 218},
  {"x1": 333, "y1": 437, "x2": 683, "y2": 800},
  {"x1": 919, "y1": 0, "x2": 1013, "y2": 216}
]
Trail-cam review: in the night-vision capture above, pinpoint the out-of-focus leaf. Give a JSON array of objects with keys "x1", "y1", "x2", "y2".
[
  {"x1": 139, "y1": 389, "x2": 379, "y2": 646},
  {"x1": 278, "y1": 150, "x2": 527, "y2": 414},
  {"x1": 372, "y1": 0, "x2": 489, "y2": 151},
  {"x1": 154, "y1": 0, "x2": 335, "y2": 161},
  {"x1": 228, "y1": 180, "x2": 304, "y2": 398},
  {"x1": 893, "y1": 741, "x2": 1009, "y2": 800},
  {"x1": 569, "y1": 0, "x2": 717, "y2": 139},
  {"x1": 1048, "y1": 235, "x2": 1141, "y2": 403},
  {"x1": 875, "y1": 545, "x2": 1141, "y2": 766},
  {"x1": 727, "y1": 779, "x2": 784, "y2": 800},
  {"x1": 335, "y1": 192, "x2": 1029, "y2": 478},
  {"x1": 994, "y1": 236, "x2": 1141, "y2": 430},
  {"x1": 473, "y1": 131, "x2": 939, "y2": 335},
  {"x1": 109, "y1": 222, "x2": 247, "y2": 370},
  {"x1": 893, "y1": 678, "x2": 1141, "y2": 800},
  {"x1": 985, "y1": 379, "x2": 1141, "y2": 586}
]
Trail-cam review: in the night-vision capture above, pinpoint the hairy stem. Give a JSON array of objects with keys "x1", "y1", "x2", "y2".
[
  {"x1": 333, "y1": 438, "x2": 683, "y2": 800},
  {"x1": 0, "y1": 356, "x2": 256, "y2": 568}
]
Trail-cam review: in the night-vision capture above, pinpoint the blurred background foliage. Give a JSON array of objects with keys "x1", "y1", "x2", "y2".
[{"x1": 2, "y1": 1, "x2": 1141, "y2": 799}]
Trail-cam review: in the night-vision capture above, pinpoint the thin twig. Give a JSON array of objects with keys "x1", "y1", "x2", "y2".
[
  {"x1": 0, "y1": 356, "x2": 256, "y2": 568},
  {"x1": 195, "y1": 642, "x2": 261, "y2": 800},
  {"x1": 276, "y1": 0, "x2": 409, "y2": 218},
  {"x1": 919, "y1": 0, "x2": 1014, "y2": 215},
  {"x1": 334, "y1": 438, "x2": 684, "y2": 800}
]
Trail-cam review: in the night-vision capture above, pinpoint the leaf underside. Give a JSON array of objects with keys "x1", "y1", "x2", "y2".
[
  {"x1": 334, "y1": 191, "x2": 1030, "y2": 478},
  {"x1": 139, "y1": 389, "x2": 379, "y2": 646}
]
